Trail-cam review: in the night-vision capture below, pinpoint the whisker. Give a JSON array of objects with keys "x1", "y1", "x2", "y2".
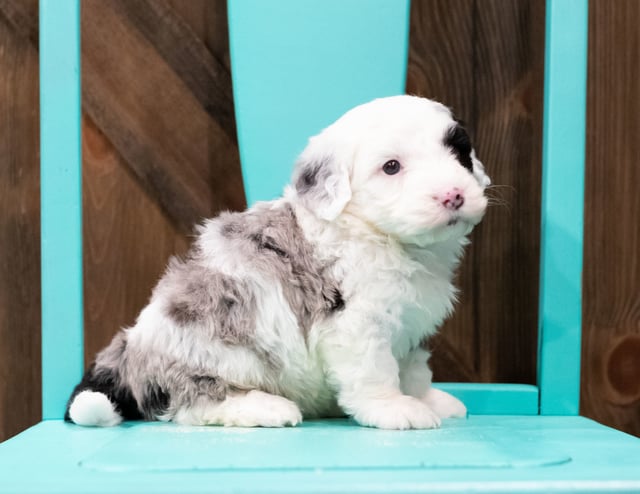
[{"x1": 484, "y1": 188, "x2": 512, "y2": 214}]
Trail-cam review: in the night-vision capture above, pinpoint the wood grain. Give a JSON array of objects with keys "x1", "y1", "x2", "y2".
[
  {"x1": 582, "y1": 0, "x2": 640, "y2": 437},
  {"x1": 0, "y1": 10, "x2": 41, "y2": 442},
  {"x1": 166, "y1": 0, "x2": 232, "y2": 73},
  {"x1": 0, "y1": 0, "x2": 37, "y2": 45},
  {"x1": 82, "y1": 0, "x2": 245, "y2": 235},
  {"x1": 0, "y1": 0, "x2": 245, "y2": 235},
  {"x1": 111, "y1": 0, "x2": 237, "y2": 142},
  {"x1": 407, "y1": 0, "x2": 545, "y2": 384},
  {"x1": 82, "y1": 115, "x2": 190, "y2": 362}
]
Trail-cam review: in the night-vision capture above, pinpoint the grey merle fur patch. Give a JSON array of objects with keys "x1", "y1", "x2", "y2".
[
  {"x1": 162, "y1": 259, "x2": 257, "y2": 347},
  {"x1": 220, "y1": 203, "x2": 345, "y2": 334}
]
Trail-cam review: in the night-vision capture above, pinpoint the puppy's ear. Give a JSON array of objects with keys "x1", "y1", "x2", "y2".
[
  {"x1": 292, "y1": 135, "x2": 352, "y2": 221},
  {"x1": 470, "y1": 149, "x2": 491, "y2": 188}
]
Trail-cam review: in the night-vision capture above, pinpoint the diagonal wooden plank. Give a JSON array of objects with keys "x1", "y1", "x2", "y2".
[
  {"x1": 0, "y1": 0, "x2": 237, "y2": 144},
  {"x1": 82, "y1": 0, "x2": 245, "y2": 233},
  {"x1": 82, "y1": 114, "x2": 190, "y2": 364},
  {"x1": 0, "y1": 0, "x2": 37, "y2": 45},
  {"x1": 0, "y1": 0, "x2": 246, "y2": 233},
  {"x1": 111, "y1": 0, "x2": 237, "y2": 143}
]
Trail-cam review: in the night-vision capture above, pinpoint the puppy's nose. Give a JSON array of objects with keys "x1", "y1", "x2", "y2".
[{"x1": 441, "y1": 188, "x2": 465, "y2": 210}]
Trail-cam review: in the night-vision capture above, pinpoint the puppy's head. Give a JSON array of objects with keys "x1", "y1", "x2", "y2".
[{"x1": 292, "y1": 95, "x2": 490, "y2": 245}]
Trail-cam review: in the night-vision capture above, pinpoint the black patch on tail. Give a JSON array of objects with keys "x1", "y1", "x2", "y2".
[{"x1": 64, "y1": 364, "x2": 143, "y2": 422}]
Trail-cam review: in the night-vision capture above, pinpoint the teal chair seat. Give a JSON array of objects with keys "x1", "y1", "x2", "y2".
[{"x1": 1, "y1": 1, "x2": 640, "y2": 492}]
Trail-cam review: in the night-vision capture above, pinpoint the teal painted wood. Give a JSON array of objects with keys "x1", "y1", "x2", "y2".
[
  {"x1": 2, "y1": 417, "x2": 640, "y2": 493},
  {"x1": 435, "y1": 383, "x2": 539, "y2": 415},
  {"x1": 39, "y1": 0, "x2": 83, "y2": 420},
  {"x1": 228, "y1": 0, "x2": 411, "y2": 205},
  {"x1": 538, "y1": 0, "x2": 589, "y2": 416}
]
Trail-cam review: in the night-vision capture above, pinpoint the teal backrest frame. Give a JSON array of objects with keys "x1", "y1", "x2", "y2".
[
  {"x1": 227, "y1": 0, "x2": 411, "y2": 204},
  {"x1": 39, "y1": 0, "x2": 588, "y2": 420},
  {"x1": 40, "y1": 0, "x2": 83, "y2": 420},
  {"x1": 538, "y1": 0, "x2": 588, "y2": 416}
]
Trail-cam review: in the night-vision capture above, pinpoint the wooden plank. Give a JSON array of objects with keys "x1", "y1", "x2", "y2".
[
  {"x1": 0, "y1": 0, "x2": 246, "y2": 234},
  {"x1": 0, "y1": 12, "x2": 41, "y2": 441},
  {"x1": 167, "y1": 0, "x2": 231, "y2": 73},
  {"x1": 111, "y1": 0, "x2": 236, "y2": 143},
  {"x1": 82, "y1": 116, "x2": 189, "y2": 363},
  {"x1": 82, "y1": 0, "x2": 245, "y2": 234},
  {"x1": 472, "y1": 0, "x2": 545, "y2": 386},
  {"x1": 407, "y1": 0, "x2": 545, "y2": 384},
  {"x1": 582, "y1": 0, "x2": 640, "y2": 436},
  {"x1": 0, "y1": 0, "x2": 37, "y2": 45}
]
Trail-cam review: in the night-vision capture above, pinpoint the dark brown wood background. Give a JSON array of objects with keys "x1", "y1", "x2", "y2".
[
  {"x1": 0, "y1": 0, "x2": 638, "y2": 442},
  {"x1": 581, "y1": 0, "x2": 640, "y2": 437}
]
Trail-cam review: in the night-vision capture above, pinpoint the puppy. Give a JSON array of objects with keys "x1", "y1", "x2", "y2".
[{"x1": 66, "y1": 95, "x2": 490, "y2": 430}]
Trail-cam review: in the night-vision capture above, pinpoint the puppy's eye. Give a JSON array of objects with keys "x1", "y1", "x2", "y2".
[{"x1": 382, "y1": 160, "x2": 401, "y2": 175}]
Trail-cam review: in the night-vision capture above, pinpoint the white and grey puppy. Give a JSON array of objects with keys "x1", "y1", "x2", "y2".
[{"x1": 67, "y1": 95, "x2": 490, "y2": 430}]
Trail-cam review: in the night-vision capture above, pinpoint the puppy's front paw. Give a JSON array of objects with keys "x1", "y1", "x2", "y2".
[
  {"x1": 354, "y1": 395, "x2": 441, "y2": 430},
  {"x1": 423, "y1": 387, "x2": 467, "y2": 419}
]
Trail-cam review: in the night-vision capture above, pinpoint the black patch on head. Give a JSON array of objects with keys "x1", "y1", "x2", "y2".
[
  {"x1": 444, "y1": 124, "x2": 473, "y2": 172},
  {"x1": 65, "y1": 363, "x2": 142, "y2": 422},
  {"x1": 140, "y1": 383, "x2": 170, "y2": 420},
  {"x1": 295, "y1": 162, "x2": 323, "y2": 193}
]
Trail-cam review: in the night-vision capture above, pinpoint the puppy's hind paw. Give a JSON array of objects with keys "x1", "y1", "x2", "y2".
[
  {"x1": 223, "y1": 390, "x2": 303, "y2": 428},
  {"x1": 354, "y1": 395, "x2": 441, "y2": 430},
  {"x1": 174, "y1": 390, "x2": 303, "y2": 427}
]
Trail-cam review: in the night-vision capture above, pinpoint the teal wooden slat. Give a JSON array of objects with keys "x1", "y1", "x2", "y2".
[
  {"x1": 39, "y1": 0, "x2": 83, "y2": 420},
  {"x1": 228, "y1": 0, "x2": 411, "y2": 204},
  {"x1": 538, "y1": 0, "x2": 589, "y2": 416},
  {"x1": 435, "y1": 383, "x2": 539, "y2": 415},
  {"x1": 2, "y1": 417, "x2": 640, "y2": 492}
]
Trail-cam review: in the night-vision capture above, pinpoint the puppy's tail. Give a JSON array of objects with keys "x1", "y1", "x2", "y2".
[
  {"x1": 65, "y1": 334, "x2": 142, "y2": 427},
  {"x1": 65, "y1": 364, "x2": 142, "y2": 426}
]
